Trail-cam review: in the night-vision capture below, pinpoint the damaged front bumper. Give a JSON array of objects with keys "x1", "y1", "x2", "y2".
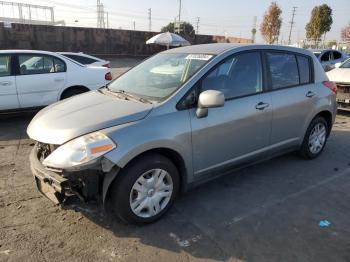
[{"x1": 30, "y1": 144, "x2": 119, "y2": 205}]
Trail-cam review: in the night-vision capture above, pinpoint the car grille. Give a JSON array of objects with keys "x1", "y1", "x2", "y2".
[{"x1": 36, "y1": 142, "x2": 58, "y2": 163}]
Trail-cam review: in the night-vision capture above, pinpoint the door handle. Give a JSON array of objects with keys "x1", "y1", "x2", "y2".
[
  {"x1": 306, "y1": 91, "x2": 316, "y2": 98},
  {"x1": 54, "y1": 78, "x2": 64, "y2": 82},
  {"x1": 0, "y1": 81, "x2": 11, "y2": 86},
  {"x1": 255, "y1": 102, "x2": 270, "y2": 110}
]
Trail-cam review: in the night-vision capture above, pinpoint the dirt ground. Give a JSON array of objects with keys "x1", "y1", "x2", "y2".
[{"x1": 0, "y1": 60, "x2": 350, "y2": 261}]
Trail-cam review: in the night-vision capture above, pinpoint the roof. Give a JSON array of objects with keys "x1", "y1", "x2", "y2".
[
  {"x1": 0, "y1": 49, "x2": 58, "y2": 55},
  {"x1": 163, "y1": 43, "x2": 315, "y2": 56},
  {"x1": 163, "y1": 43, "x2": 244, "y2": 55}
]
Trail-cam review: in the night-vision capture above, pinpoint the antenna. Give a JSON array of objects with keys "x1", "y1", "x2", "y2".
[{"x1": 288, "y1": 6, "x2": 297, "y2": 45}]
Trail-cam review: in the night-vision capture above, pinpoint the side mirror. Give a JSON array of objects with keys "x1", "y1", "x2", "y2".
[
  {"x1": 334, "y1": 62, "x2": 341, "y2": 68},
  {"x1": 196, "y1": 90, "x2": 225, "y2": 118}
]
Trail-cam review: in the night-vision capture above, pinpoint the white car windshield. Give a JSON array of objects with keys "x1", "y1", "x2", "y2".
[{"x1": 108, "y1": 53, "x2": 213, "y2": 102}]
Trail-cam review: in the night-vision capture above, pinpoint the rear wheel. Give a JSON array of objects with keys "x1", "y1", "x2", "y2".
[
  {"x1": 109, "y1": 154, "x2": 179, "y2": 225},
  {"x1": 299, "y1": 116, "x2": 328, "y2": 159}
]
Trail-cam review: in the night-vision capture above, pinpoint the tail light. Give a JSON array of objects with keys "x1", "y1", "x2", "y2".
[
  {"x1": 105, "y1": 72, "x2": 112, "y2": 81},
  {"x1": 102, "y1": 63, "x2": 111, "y2": 68},
  {"x1": 322, "y1": 81, "x2": 337, "y2": 94}
]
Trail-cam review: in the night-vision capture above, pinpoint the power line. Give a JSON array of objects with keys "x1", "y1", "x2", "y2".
[{"x1": 288, "y1": 6, "x2": 297, "y2": 45}]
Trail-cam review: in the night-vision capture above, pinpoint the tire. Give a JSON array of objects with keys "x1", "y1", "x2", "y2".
[
  {"x1": 109, "y1": 153, "x2": 180, "y2": 225},
  {"x1": 61, "y1": 88, "x2": 87, "y2": 100},
  {"x1": 299, "y1": 116, "x2": 328, "y2": 159}
]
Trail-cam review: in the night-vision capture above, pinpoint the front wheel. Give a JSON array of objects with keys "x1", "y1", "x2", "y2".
[
  {"x1": 299, "y1": 116, "x2": 328, "y2": 159},
  {"x1": 109, "y1": 154, "x2": 179, "y2": 225}
]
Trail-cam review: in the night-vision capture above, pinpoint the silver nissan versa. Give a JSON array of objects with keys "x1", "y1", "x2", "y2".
[{"x1": 27, "y1": 44, "x2": 337, "y2": 224}]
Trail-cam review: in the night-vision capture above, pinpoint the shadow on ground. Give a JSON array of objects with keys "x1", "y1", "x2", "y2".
[{"x1": 64, "y1": 127, "x2": 350, "y2": 261}]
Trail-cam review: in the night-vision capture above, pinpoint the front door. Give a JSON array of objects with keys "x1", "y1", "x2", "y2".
[
  {"x1": 190, "y1": 51, "x2": 272, "y2": 176},
  {"x1": 0, "y1": 54, "x2": 19, "y2": 110}
]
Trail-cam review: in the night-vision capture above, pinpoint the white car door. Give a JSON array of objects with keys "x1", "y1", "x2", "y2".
[
  {"x1": 0, "y1": 54, "x2": 19, "y2": 110},
  {"x1": 15, "y1": 53, "x2": 66, "y2": 108}
]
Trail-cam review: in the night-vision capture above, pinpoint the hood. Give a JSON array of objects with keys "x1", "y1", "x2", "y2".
[
  {"x1": 326, "y1": 68, "x2": 350, "y2": 83},
  {"x1": 27, "y1": 91, "x2": 153, "y2": 144}
]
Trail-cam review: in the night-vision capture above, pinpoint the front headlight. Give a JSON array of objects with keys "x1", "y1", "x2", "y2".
[{"x1": 43, "y1": 132, "x2": 116, "y2": 169}]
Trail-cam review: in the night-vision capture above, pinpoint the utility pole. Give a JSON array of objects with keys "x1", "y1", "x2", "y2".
[
  {"x1": 148, "y1": 8, "x2": 152, "y2": 32},
  {"x1": 177, "y1": 0, "x2": 182, "y2": 33},
  {"x1": 97, "y1": 0, "x2": 105, "y2": 28},
  {"x1": 106, "y1": 12, "x2": 109, "y2": 28},
  {"x1": 251, "y1": 16, "x2": 257, "y2": 43},
  {"x1": 133, "y1": 20, "x2": 136, "y2": 31},
  {"x1": 195, "y1": 17, "x2": 200, "y2": 34},
  {"x1": 288, "y1": 6, "x2": 297, "y2": 45}
]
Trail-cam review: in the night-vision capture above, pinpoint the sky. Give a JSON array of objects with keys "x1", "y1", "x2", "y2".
[{"x1": 1, "y1": 0, "x2": 350, "y2": 43}]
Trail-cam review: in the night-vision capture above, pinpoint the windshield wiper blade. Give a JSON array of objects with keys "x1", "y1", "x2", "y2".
[{"x1": 115, "y1": 90, "x2": 152, "y2": 104}]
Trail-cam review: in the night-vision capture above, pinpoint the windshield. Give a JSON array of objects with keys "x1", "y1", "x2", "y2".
[
  {"x1": 340, "y1": 59, "x2": 350, "y2": 68},
  {"x1": 107, "y1": 53, "x2": 213, "y2": 102}
]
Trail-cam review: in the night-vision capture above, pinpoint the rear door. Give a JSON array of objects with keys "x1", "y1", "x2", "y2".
[
  {"x1": 0, "y1": 54, "x2": 19, "y2": 110},
  {"x1": 190, "y1": 51, "x2": 272, "y2": 176},
  {"x1": 266, "y1": 51, "x2": 315, "y2": 150},
  {"x1": 15, "y1": 53, "x2": 67, "y2": 108}
]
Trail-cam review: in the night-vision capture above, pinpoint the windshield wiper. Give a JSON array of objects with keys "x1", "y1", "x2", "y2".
[{"x1": 109, "y1": 89, "x2": 152, "y2": 104}]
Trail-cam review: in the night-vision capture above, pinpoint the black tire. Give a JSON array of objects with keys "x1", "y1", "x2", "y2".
[
  {"x1": 61, "y1": 88, "x2": 87, "y2": 100},
  {"x1": 299, "y1": 116, "x2": 329, "y2": 159},
  {"x1": 109, "y1": 153, "x2": 180, "y2": 225}
]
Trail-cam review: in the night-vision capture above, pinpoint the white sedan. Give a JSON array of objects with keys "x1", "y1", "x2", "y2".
[
  {"x1": 326, "y1": 58, "x2": 350, "y2": 111},
  {"x1": 0, "y1": 50, "x2": 112, "y2": 111},
  {"x1": 58, "y1": 52, "x2": 111, "y2": 68}
]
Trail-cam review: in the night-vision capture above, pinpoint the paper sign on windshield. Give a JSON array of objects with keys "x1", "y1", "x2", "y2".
[{"x1": 185, "y1": 54, "x2": 213, "y2": 61}]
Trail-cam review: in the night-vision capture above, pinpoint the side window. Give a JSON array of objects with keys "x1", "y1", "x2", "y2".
[
  {"x1": 0, "y1": 55, "x2": 11, "y2": 77},
  {"x1": 202, "y1": 52, "x2": 263, "y2": 99},
  {"x1": 320, "y1": 51, "x2": 331, "y2": 62},
  {"x1": 19, "y1": 54, "x2": 54, "y2": 75},
  {"x1": 297, "y1": 55, "x2": 311, "y2": 84},
  {"x1": 54, "y1": 58, "x2": 66, "y2": 72},
  {"x1": 333, "y1": 51, "x2": 342, "y2": 60},
  {"x1": 267, "y1": 52, "x2": 299, "y2": 89},
  {"x1": 66, "y1": 55, "x2": 96, "y2": 64}
]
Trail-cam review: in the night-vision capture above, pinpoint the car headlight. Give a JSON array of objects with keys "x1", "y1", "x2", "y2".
[{"x1": 43, "y1": 132, "x2": 116, "y2": 169}]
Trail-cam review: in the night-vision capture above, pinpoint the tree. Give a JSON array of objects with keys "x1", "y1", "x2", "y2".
[
  {"x1": 161, "y1": 22, "x2": 194, "y2": 36},
  {"x1": 341, "y1": 22, "x2": 350, "y2": 43},
  {"x1": 326, "y1": 40, "x2": 337, "y2": 48},
  {"x1": 260, "y1": 2, "x2": 282, "y2": 44},
  {"x1": 305, "y1": 4, "x2": 333, "y2": 47}
]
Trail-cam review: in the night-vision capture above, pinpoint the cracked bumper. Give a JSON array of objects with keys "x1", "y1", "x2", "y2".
[{"x1": 30, "y1": 147, "x2": 118, "y2": 204}]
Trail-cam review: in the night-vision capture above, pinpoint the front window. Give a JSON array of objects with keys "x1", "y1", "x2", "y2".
[{"x1": 107, "y1": 53, "x2": 213, "y2": 102}]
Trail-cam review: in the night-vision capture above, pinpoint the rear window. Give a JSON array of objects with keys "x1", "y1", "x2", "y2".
[
  {"x1": 333, "y1": 51, "x2": 342, "y2": 60},
  {"x1": 64, "y1": 54, "x2": 97, "y2": 65},
  {"x1": 297, "y1": 56, "x2": 311, "y2": 84},
  {"x1": 267, "y1": 52, "x2": 299, "y2": 89},
  {"x1": 0, "y1": 55, "x2": 11, "y2": 77}
]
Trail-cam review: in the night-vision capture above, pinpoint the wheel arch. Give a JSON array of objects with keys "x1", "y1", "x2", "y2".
[
  {"x1": 314, "y1": 110, "x2": 333, "y2": 136},
  {"x1": 59, "y1": 85, "x2": 90, "y2": 100},
  {"x1": 103, "y1": 147, "x2": 189, "y2": 205}
]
